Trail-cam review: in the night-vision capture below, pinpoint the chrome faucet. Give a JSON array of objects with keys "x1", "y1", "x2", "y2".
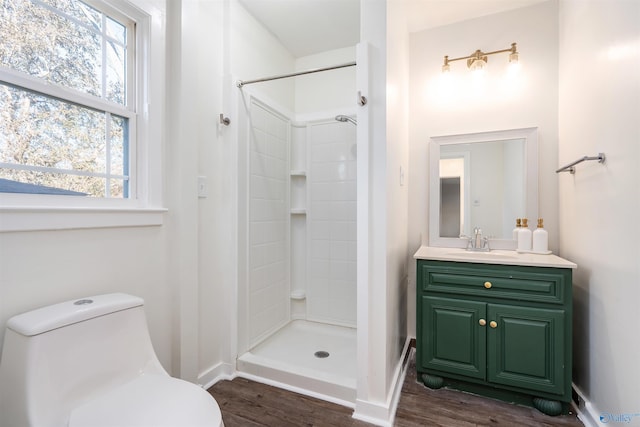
[{"x1": 465, "y1": 227, "x2": 490, "y2": 252}]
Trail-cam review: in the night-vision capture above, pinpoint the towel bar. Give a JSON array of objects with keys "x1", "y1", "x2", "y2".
[{"x1": 556, "y1": 153, "x2": 605, "y2": 174}]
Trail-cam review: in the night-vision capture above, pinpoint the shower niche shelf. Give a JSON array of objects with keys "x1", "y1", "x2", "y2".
[
  {"x1": 290, "y1": 290, "x2": 306, "y2": 300},
  {"x1": 290, "y1": 170, "x2": 307, "y2": 215}
]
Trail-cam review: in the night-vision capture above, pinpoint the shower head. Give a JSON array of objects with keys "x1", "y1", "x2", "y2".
[{"x1": 335, "y1": 115, "x2": 357, "y2": 125}]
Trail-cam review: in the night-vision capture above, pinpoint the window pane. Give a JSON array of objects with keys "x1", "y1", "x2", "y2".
[
  {"x1": 106, "y1": 16, "x2": 125, "y2": 44},
  {"x1": 0, "y1": 0, "x2": 128, "y2": 105},
  {"x1": 0, "y1": 168, "x2": 103, "y2": 196},
  {"x1": 110, "y1": 115, "x2": 129, "y2": 198},
  {"x1": 110, "y1": 115, "x2": 125, "y2": 174},
  {"x1": 106, "y1": 41, "x2": 126, "y2": 104},
  {"x1": 38, "y1": 0, "x2": 102, "y2": 29},
  {"x1": 0, "y1": 82, "x2": 126, "y2": 198},
  {"x1": 109, "y1": 178, "x2": 125, "y2": 198},
  {"x1": 0, "y1": 0, "x2": 132, "y2": 200},
  {"x1": 1, "y1": 0, "x2": 102, "y2": 98},
  {"x1": 0, "y1": 83, "x2": 106, "y2": 172}
]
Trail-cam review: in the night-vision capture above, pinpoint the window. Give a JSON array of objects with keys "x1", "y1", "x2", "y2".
[
  {"x1": 0, "y1": 0, "x2": 165, "y2": 231},
  {"x1": 0, "y1": 0, "x2": 135, "y2": 198}
]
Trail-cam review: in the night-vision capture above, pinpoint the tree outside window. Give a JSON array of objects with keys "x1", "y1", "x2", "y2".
[{"x1": 0, "y1": 0, "x2": 133, "y2": 198}]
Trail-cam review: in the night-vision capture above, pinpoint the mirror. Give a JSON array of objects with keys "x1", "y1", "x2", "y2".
[{"x1": 429, "y1": 127, "x2": 538, "y2": 250}]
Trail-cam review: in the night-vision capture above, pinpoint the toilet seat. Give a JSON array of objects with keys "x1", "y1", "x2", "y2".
[{"x1": 68, "y1": 373, "x2": 223, "y2": 427}]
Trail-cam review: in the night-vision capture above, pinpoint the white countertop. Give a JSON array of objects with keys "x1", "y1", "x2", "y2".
[{"x1": 413, "y1": 246, "x2": 577, "y2": 269}]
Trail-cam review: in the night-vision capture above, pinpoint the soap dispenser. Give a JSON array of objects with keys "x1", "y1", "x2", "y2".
[
  {"x1": 517, "y1": 218, "x2": 532, "y2": 251},
  {"x1": 533, "y1": 218, "x2": 549, "y2": 253},
  {"x1": 512, "y1": 218, "x2": 521, "y2": 240}
]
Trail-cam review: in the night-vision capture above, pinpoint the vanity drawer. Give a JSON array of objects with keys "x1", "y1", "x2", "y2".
[{"x1": 418, "y1": 261, "x2": 571, "y2": 304}]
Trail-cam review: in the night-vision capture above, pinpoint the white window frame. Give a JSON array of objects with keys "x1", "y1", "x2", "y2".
[{"x1": 0, "y1": 0, "x2": 166, "y2": 232}]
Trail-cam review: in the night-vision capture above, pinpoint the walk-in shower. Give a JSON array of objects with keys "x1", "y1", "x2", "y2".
[
  {"x1": 335, "y1": 115, "x2": 357, "y2": 125},
  {"x1": 235, "y1": 63, "x2": 358, "y2": 406}
]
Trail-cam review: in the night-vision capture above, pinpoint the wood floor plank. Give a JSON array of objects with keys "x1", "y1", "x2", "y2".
[
  {"x1": 209, "y1": 377, "x2": 370, "y2": 427},
  {"x1": 208, "y1": 352, "x2": 584, "y2": 427}
]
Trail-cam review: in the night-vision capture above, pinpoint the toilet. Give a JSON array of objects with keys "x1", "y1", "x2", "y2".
[{"x1": 0, "y1": 293, "x2": 224, "y2": 427}]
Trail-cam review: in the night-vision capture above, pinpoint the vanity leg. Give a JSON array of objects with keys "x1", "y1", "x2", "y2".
[
  {"x1": 532, "y1": 397, "x2": 563, "y2": 416},
  {"x1": 421, "y1": 373, "x2": 444, "y2": 389}
]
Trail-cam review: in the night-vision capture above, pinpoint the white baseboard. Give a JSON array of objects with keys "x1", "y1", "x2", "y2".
[
  {"x1": 353, "y1": 398, "x2": 395, "y2": 427},
  {"x1": 387, "y1": 341, "x2": 413, "y2": 423},
  {"x1": 352, "y1": 338, "x2": 413, "y2": 427},
  {"x1": 235, "y1": 371, "x2": 355, "y2": 409},
  {"x1": 199, "y1": 337, "x2": 413, "y2": 427},
  {"x1": 198, "y1": 361, "x2": 236, "y2": 390},
  {"x1": 572, "y1": 382, "x2": 599, "y2": 427},
  {"x1": 236, "y1": 349, "x2": 356, "y2": 404}
]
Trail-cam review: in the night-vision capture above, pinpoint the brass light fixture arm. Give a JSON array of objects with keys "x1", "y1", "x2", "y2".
[{"x1": 443, "y1": 43, "x2": 518, "y2": 69}]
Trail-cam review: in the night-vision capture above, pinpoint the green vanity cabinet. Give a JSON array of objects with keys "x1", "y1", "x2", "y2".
[
  {"x1": 421, "y1": 297, "x2": 487, "y2": 380},
  {"x1": 416, "y1": 259, "x2": 573, "y2": 416}
]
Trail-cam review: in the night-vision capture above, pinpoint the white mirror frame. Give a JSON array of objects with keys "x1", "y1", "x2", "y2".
[{"x1": 429, "y1": 127, "x2": 539, "y2": 250}]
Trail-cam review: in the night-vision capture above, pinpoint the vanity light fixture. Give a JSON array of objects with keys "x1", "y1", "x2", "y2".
[{"x1": 442, "y1": 42, "x2": 519, "y2": 72}]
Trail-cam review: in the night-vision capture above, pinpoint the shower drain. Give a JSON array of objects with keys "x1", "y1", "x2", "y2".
[{"x1": 314, "y1": 350, "x2": 330, "y2": 358}]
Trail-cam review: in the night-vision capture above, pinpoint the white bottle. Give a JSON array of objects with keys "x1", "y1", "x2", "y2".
[
  {"x1": 517, "y1": 218, "x2": 532, "y2": 252},
  {"x1": 512, "y1": 218, "x2": 521, "y2": 240},
  {"x1": 532, "y1": 218, "x2": 549, "y2": 253}
]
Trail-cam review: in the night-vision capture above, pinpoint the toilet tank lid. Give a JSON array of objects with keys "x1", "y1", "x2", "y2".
[{"x1": 6, "y1": 293, "x2": 144, "y2": 337}]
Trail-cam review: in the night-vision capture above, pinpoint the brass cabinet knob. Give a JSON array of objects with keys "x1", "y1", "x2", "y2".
[
  {"x1": 490, "y1": 321, "x2": 498, "y2": 328},
  {"x1": 484, "y1": 281, "x2": 492, "y2": 289},
  {"x1": 479, "y1": 319, "x2": 487, "y2": 326}
]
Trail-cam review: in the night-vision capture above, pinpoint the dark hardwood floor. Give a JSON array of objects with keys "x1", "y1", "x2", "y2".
[{"x1": 207, "y1": 352, "x2": 584, "y2": 427}]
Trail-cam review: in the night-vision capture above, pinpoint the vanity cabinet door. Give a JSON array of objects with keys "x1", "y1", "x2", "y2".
[
  {"x1": 487, "y1": 304, "x2": 565, "y2": 395},
  {"x1": 420, "y1": 296, "x2": 486, "y2": 380}
]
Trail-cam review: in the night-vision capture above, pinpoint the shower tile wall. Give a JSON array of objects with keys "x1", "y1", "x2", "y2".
[
  {"x1": 248, "y1": 101, "x2": 290, "y2": 345},
  {"x1": 307, "y1": 122, "x2": 357, "y2": 327}
]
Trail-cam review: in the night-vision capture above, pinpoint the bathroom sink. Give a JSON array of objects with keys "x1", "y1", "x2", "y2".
[
  {"x1": 414, "y1": 246, "x2": 577, "y2": 269},
  {"x1": 445, "y1": 251, "x2": 518, "y2": 261}
]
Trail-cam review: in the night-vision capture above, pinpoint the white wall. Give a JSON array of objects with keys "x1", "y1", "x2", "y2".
[
  {"x1": 246, "y1": 100, "x2": 290, "y2": 346},
  {"x1": 230, "y1": 0, "x2": 296, "y2": 360},
  {"x1": 294, "y1": 47, "x2": 357, "y2": 117},
  {"x1": 230, "y1": 1, "x2": 295, "y2": 111},
  {"x1": 356, "y1": 0, "x2": 389, "y2": 415},
  {"x1": 0, "y1": 0, "x2": 303, "y2": 388},
  {"x1": 0, "y1": 227, "x2": 174, "y2": 365},
  {"x1": 407, "y1": 0, "x2": 559, "y2": 337},
  {"x1": 0, "y1": 0, "x2": 235, "y2": 389},
  {"x1": 293, "y1": 48, "x2": 358, "y2": 327},
  {"x1": 229, "y1": 0, "x2": 361, "y2": 358},
  {"x1": 194, "y1": 0, "x2": 235, "y2": 385},
  {"x1": 0, "y1": 0, "x2": 177, "y2": 375},
  {"x1": 306, "y1": 121, "x2": 357, "y2": 326},
  {"x1": 353, "y1": 0, "x2": 410, "y2": 424},
  {"x1": 166, "y1": 0, "x2": 235, "y2": 384},
  {"x1": 558, "y1": 0, "x2": 640, "y2": 422},
  {"x1": 385, "y1": 0, "x2": 410, "y2": 402}
]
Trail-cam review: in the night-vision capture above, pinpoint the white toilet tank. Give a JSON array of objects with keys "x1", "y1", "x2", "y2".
[{"x1": 0, "y1": 293, "x2": 221, "y2": 427}]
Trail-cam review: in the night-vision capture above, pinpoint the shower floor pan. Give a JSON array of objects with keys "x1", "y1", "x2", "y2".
[{"x1": 237, "y1": 319, "x2": 357, "y2": 406}]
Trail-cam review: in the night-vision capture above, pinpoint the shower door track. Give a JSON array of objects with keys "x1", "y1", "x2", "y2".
[{"x1": 236, "y1": 61, "x2": 356, "y2": 87}]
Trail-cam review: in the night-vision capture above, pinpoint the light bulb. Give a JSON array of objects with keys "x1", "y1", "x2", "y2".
[{"x1": 470, "y1": 59, "x2": 486, "y2": 71}]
